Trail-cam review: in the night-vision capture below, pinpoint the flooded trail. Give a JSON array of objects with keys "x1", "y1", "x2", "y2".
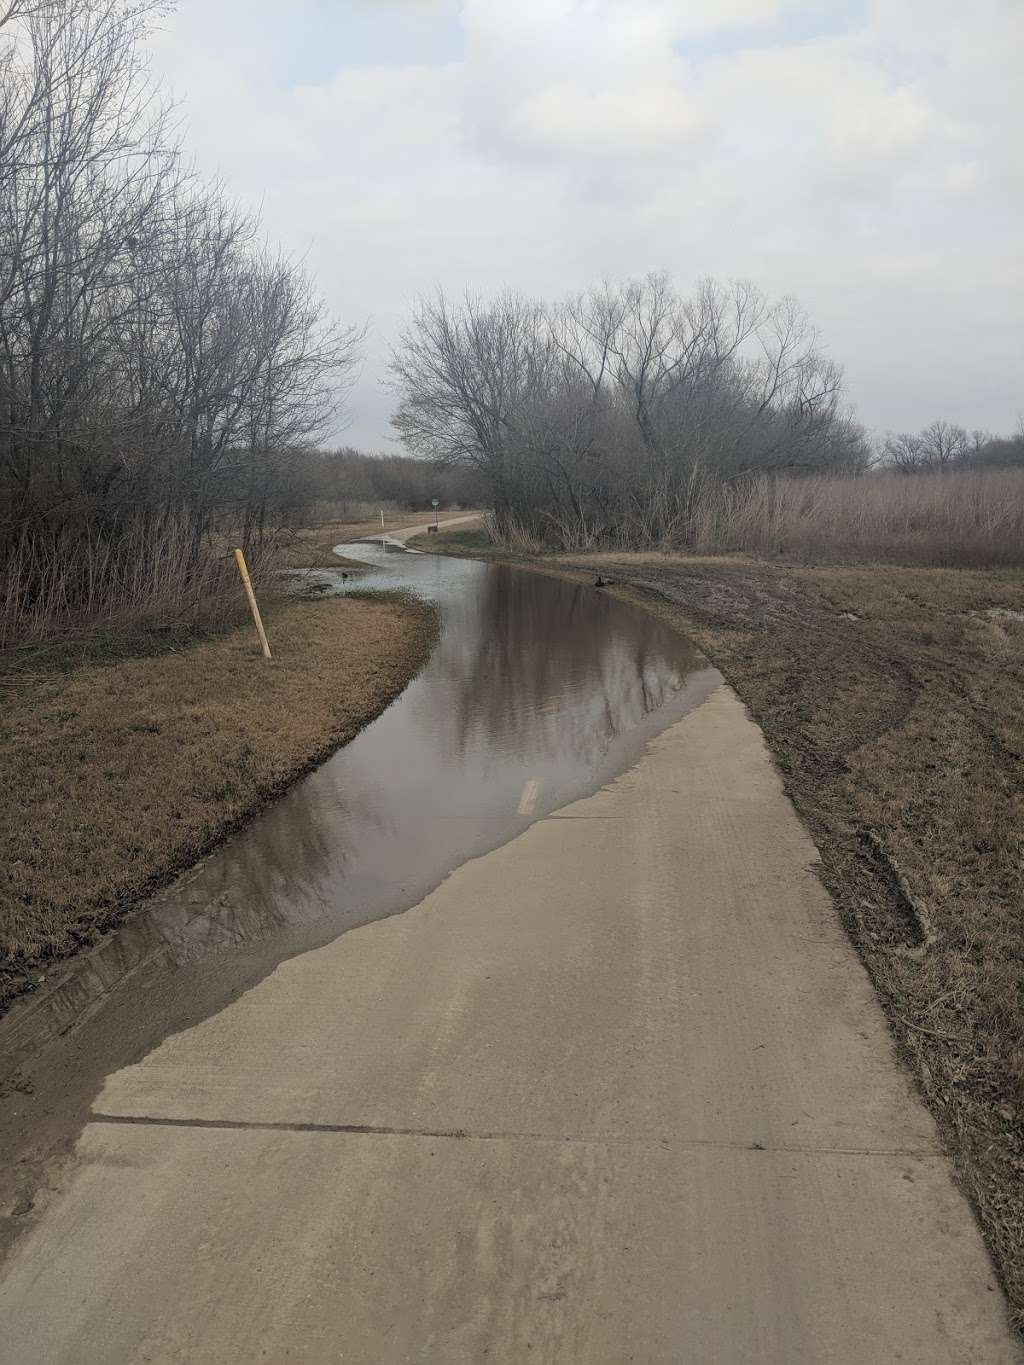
[
  {"x1": 1, "y1": 534, "x2": 1017, "y2": 1364},
  {"x1": 2, "y1": 549, "x2": 1017, "y2": 1364},
  {"x1": 0, "y1": 538, "x2": 718, "y2": 1243}
]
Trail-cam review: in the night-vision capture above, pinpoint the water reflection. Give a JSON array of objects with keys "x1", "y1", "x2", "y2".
[
  {"x1": 424, "y1": 567, "x2": 688, "y2": 771},
  {"x1": 1, "y1": 549, "x2": 719, "y2": 1073}
]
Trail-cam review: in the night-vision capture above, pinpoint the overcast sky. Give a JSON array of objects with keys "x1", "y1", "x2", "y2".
[{"x1": 148, "y1": 0, "x2": 1022, "y2": 452}]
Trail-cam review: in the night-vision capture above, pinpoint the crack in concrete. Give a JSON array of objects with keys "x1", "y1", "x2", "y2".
[{"x1": 87, "y1": 1112, "x2": 940, "y2": 1157}]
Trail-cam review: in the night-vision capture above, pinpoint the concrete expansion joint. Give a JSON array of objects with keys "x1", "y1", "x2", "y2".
[
  {"x1": 87, "y1": 1112, "x2": 941, "y2": 1158},
  {"x1": 541, "y1": 814, "x2": 623, "y2": 820}
]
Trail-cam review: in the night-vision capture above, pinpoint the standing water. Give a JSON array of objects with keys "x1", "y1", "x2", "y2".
[{"x1": 0, "y1": 546, "x2": 719, "y2": 1082}]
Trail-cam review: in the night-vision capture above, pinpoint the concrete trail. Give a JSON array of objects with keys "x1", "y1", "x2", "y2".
[
  {"x1": 340, "y1": 510, "x2": 482, "y2": 555},
  {"x1": 0, "y1": 686, "x2": 1017, "y2": 1361}
]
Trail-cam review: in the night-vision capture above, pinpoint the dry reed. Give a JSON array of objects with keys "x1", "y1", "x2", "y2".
[
  {"x1": 491, "y1": 467, "x2": 1024, "y2": 568},
  {"x1": 0, "y1": 514, "x2": 278, "y2": 653},
  {"x1": 685, "y1": 468, "x2": 1024, "y2": 566}
]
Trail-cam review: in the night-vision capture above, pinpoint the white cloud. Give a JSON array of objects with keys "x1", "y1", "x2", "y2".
[
  {"x1": 827, "y1": 83, "x2": 932, "y2": 156},
  {"x1": 147, "y1": 0, "x2": 1024, "y2": 445},
  {"x1": 509, "y1": 79, "x2": 703, "y2": 157}
]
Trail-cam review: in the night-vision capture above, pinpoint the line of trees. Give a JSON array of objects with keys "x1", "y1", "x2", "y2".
[
  {"x1": 293, "y1": 448, "x2": 486, "y2": 520},
  {"x1": 0, "y1": 0, "x2": 361, "y2": 644},
  {"x1": 389, "y1": 274, "x2": 868, "y2": 549},
  {"x1": 880, "y1": 418, "x2": 1024, "y2": 474}
]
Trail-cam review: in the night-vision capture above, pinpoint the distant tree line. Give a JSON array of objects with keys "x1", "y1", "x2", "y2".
[
  {"x1": 879, "y1": 418, "x2": 1024, "y2": 474},
  {"x1": 294, "y1": 448, "x2": 486, "y2": 519},
  {"x1": 0, "y1": 0, "x2": 360, "y2": 643},
  {"x1": 389, "y1": 274, "x2": 869, "y2": 548}
]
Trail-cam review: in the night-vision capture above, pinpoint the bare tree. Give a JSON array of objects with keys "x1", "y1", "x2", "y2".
[
  {"x1": 0, "y1": 0, "x2": 363, "y2": 643},
  {"x1": 389, "y1": 289, "x2": 551, "y2": 532},
  {"x1": 881, "y1": 419, "x2": 972, "y2": 473},
  {"x1": 390, "y1": 274, "x2": 864, "y2": 549},
  {"x1": 918, "y1": 419, "x2": 970, "y2": 468}
]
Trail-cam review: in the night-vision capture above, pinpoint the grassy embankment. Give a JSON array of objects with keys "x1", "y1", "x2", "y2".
[
  {"x1": 408, "y1": 524, "x2": 490, "y2": 557},
  {"x1": 0, "y1": 590, "x2": 437, "y2": 1009},
  {"x1": 418, "y1": 520, "x2": 1024, "y2": 1328}
]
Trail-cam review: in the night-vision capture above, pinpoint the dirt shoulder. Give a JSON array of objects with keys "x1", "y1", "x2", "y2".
[{"x1": 0, "y1": 591, "x2": 437, "y2": 1010}]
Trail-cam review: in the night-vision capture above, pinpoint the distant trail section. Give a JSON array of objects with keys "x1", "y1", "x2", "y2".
[{"x1": 340, "y1": 509, "x2": 483, "y2": 554}]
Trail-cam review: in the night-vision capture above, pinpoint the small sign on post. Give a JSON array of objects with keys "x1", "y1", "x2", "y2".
[
  {"x1": 432, "y1": 497, "x2": 440, "y2": 530},
  {"x1": 233, "y1": 548, "x2": 272, "y2": 660}
]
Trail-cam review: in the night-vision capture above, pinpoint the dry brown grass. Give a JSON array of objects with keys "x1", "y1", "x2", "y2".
[
  {"x1": 558, "y1": 552, "x2": 1024, "y2": 1326},
  {"x1": 272, "y1": 530, "x2": 371, "y2": 571},
  {"x1": 485, "y1": 468, "x2": 1024, "y2": 567},
  {"x1": 0, "y1": 592, "x2": 437, "y2": 1006},
  {"x1": 405, "y1": 520, "x2": 487, "y2": 554},
  {"x1": 0, "y1": 515, "x2": 285, "y2": 652},
  {"x1": 680, "y1": 468, "x2": 1024, "y2": 566}
]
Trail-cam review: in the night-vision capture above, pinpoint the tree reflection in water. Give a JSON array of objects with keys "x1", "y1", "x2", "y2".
[{"x1": 417, "y1": 565, "x2": 699, "y2": 773}]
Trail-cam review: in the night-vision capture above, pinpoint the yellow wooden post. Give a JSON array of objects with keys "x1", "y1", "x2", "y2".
[{"x1": 233, "y1": 548, "x2": 272, "y2": 660}]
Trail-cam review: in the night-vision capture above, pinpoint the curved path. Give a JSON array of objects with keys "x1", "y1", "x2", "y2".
[
  {"x1": 0, "y1": 530, "x2": 1017, "y2": 1362},
  {"x1": 344, "y1": 509, "x2": 483, "y2": 553}
]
